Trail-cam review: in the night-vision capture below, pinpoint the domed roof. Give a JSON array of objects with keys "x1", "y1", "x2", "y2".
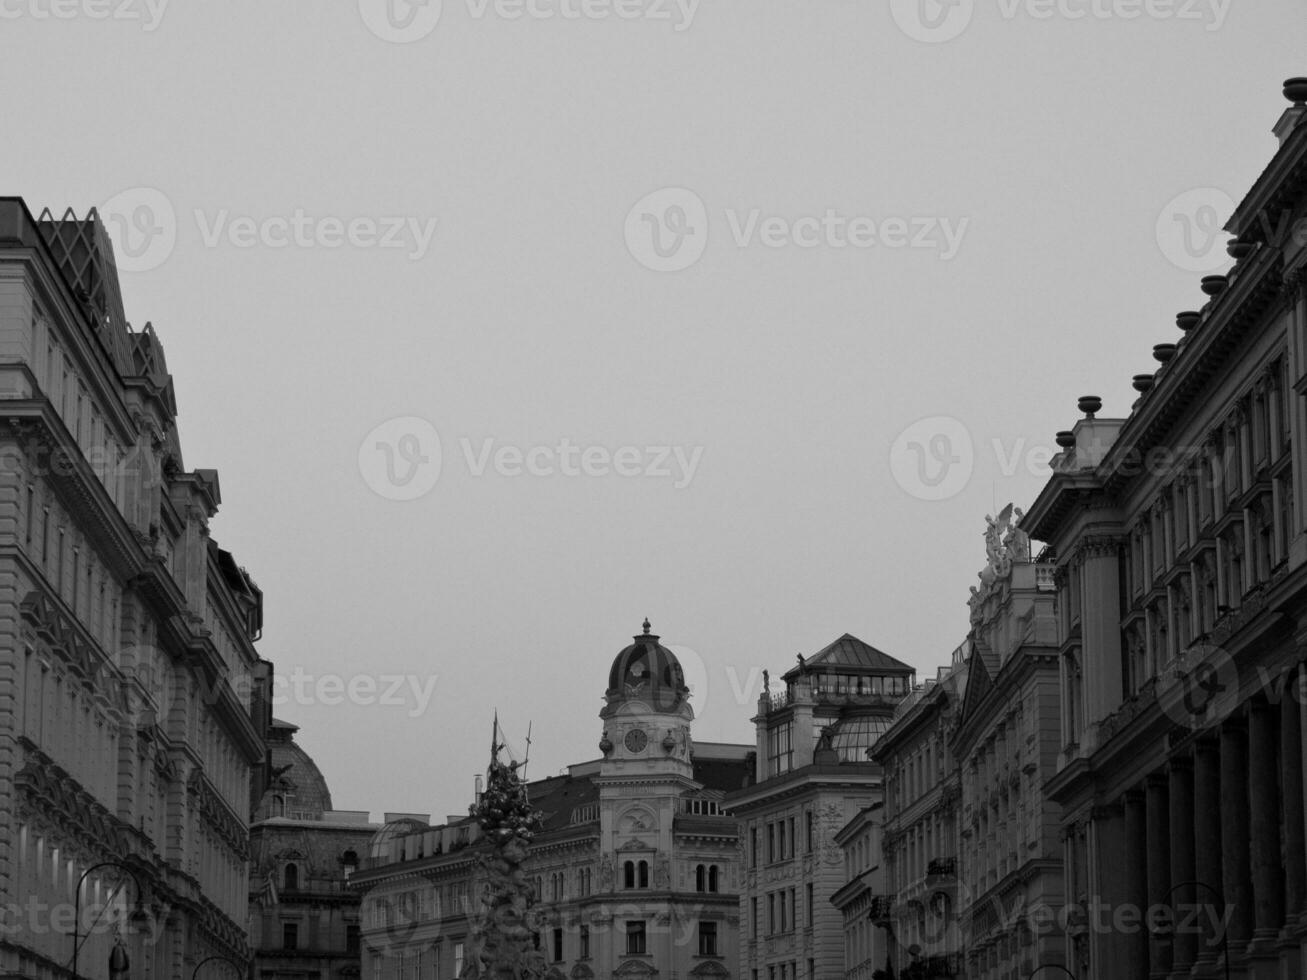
[
  {"x1": 256, "y1": 718, "x2": 334, "y2": 820},
  {"x1": 605, "y1": 619, "x2": 689, "y2": 713}
]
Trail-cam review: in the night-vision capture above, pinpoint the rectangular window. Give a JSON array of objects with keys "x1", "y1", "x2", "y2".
[
  {"x1": 767, "y1": 721, "x2": 794, "y2": 774},
  {"x1": 806, "y1": 883, "x2": 814, "y2": 925},
  {"x1": 698, "y1": 921, "x2": 718, "y2": 957},
  {"x1": 625, "y1": 921, "x2": 647, "y2": 955},
  {"x1": 346, "y1": 924, "x2": 360, "y2": 952},
  {"x1": 751, "y1": 827, "x2": 759, "y2": 868},
  {"x1": 778, "y1": 820, "x2": 786, "y2": 860},
  {"x1": 805, "y1": 810, "x2": 813, "y2": 852},
  {"x1": 768, "y1": 893, "x2": 776, "y2": 933},
  {"x1": 453, "y1": 942, "x2": 464, "y2": 976},
  {"x1": 751, "y1": 897, "x2": 759, "y2": 937},
  {"x1": 787, "y1": 817, "x2": 796, "y2": 857},
  {"x1": 283, "y1": 923, "x2": 298, "y2": 950},
  {"x1": 552, "y1": 928, "x2": 563, "y2": 962},
  {"x1": 768, "y1": 823, "x2": 776, "y2": 863}
]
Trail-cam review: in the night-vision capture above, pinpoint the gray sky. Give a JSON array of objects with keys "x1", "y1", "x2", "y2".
[{"x1": 6, "y1": 0, "x2": 1302, "y2": 819}]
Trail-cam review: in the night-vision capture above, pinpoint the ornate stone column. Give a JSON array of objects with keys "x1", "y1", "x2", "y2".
[
  {"x1": 1168, "y1": 756, "x2": 1197, "y2": 974},
  {"x1": 1248, "y1": 699, "x2": 1285, "y2": 944},
  {"x1": 1192, "y1": 738, "x2": 1224, "y2": 966},
  {"x1": 1123, "y1": 790, "x2": 1150, "y2": 977},
  {"x1": 1147, "y1": 774, "x2": 1173, "y2": 978},
  {"x1": 1220, "y1": 717, "x2": 1254, "y2": 950}
]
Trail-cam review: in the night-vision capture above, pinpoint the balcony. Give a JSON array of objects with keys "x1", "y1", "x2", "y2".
[{"x1": 926, "y1": 857, "x2": 956, "y2": 878}]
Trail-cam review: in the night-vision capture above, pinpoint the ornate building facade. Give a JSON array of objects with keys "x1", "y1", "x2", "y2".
[
  {"x1": 727, "y1": 634, "x2": 914, "y2": 980},
  {"x1": 869, "y1": 640, "x2": 969, "y2": 979},
  {"x1": 829, "y1": 803, "x2": 888, "y2": 980},
  {"x1": 0, "y1": 201, "x2": 271, "y2": 980},
  {"x1": 250, "y1": 720, "x2": 380, "y2": 980},
  {"x1": 352, "y1": 623, "x2": 752, "y2": 980},
  {"x1": 950, "y1": 509, "x2": 1063, "y2": 979},
  {"x1": 1024, "y1": 79, "x2": 1307, "y2": 979}
]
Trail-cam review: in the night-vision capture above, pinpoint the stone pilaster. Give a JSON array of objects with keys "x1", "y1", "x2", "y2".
[
  {"x1": 1192, "y1": 739, "x2": 1224, "y2": 966},
  {"x1": 1281, "y1": 667, "x2": 1307, "y2": 925},
  {"x1": 1248, "y1": 700, "x2": 1285, "y2": 945},
  {"x1": 1147, "y1": 774, "x2": 1173, "y2": 979},
  {"x1": 1168, "y1": 756, "x2": 1197, "y2": 974},
  {"x1": 1124, "y1": 790, "x2": 1150, "y2": 977},
  {"x1": 1220, "y1": 717, "x2": 1254, "y2": 950}
]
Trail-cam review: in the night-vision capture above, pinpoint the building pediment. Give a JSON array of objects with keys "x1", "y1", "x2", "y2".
[
  {"x1": 616, "y1": 838, "x2": 655, "y2": 852},
  {"x1": 614, "y1": 960, "x2": 659, "y2": 978},
  {"x1": 689, "y1": 962, "x2": 730, "y2": 979}
]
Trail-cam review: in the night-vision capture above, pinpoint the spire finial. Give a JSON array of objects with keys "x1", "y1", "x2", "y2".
[{"x1": 642, "y1": 617, "x2": 651, "y2": 635}]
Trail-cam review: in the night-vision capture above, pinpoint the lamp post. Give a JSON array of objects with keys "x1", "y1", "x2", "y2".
[
  {"x1": 190, "y1": 954, "x2": 248, "y2": 980},
  {"x1": 71, "y1": 862, "x2": 146, "y2": 980},
  {"x1": 1028, "y1": 966, "x2": 1076, "y2": 980},
  {"x1": 1152, "y1": 879, "x2": 1230, "y2": 980}
]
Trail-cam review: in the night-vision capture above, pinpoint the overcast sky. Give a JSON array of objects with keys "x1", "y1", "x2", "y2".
[{"x1": 6, "y1": 0, "x2": 1303, "y2": 820}]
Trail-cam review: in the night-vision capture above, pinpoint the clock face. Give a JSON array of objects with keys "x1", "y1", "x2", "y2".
[{"x1": 624, "y1": 728, "x2": 648, "y2": 753}]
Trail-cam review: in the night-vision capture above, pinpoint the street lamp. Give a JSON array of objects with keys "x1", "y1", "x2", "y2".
[
  {"x1": 71, "y1": 862, "x2": 146, "y2": 980},
  {"x1": 1028, "y1": 966, "x2": 1076, "y2": 979},
  {"x1": 1151, "y1": 879, "x2": 1230, "y2": 980},
  {"x1": 191, "y1": 954, "x2": 249, "y2": 980}
]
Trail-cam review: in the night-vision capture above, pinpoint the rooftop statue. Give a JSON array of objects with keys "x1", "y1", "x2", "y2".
[{"x1": 461, "y1": 723, "x2": 563, "y2": 980}]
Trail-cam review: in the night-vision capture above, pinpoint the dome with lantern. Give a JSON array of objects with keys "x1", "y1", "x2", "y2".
[{"x1": 603, "y1": 619, "x2": 690, "y2": 715}]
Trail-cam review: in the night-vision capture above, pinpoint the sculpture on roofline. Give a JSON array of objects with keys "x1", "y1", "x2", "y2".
[{"x1": 460, "y1": 718, "x2": 565, "y2": 980}]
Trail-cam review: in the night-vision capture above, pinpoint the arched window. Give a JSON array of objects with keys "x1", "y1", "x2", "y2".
[
  {"x1": 284, "y1": 863, "x2": 298, "y2": 891},
  {"x1": 695, "y1": 864, "x2": 706, "y2": 891},
  {"x1": 342, "y1": 850, "x2": 358, "y2": 881},
  {"x1": 624, "y1": 861, "x2": 635, "y2": 889},
  {"x1": 638, "y1": 860, "x2": 649, "y2": 888},
  {"x1": 708, "y1": 865, "x2": 719, "y2": 892}
]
